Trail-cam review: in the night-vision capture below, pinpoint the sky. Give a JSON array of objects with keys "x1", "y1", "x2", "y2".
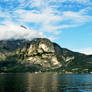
[{"x1": 0, "y1": 0, "x2": 92, "y2": 55}]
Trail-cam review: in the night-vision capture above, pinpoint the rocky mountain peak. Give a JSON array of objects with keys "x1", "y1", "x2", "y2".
[
  {"x1": 28, "y1": 38, "x2": 55, "y2": 55},
  {"x1": 27, "y1": 38, "x2": 61, "y2": 68}
]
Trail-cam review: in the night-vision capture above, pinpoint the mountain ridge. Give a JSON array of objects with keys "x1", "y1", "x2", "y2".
[{"x1": 0, "y1": 38, "x2": 92, "y2": 73}]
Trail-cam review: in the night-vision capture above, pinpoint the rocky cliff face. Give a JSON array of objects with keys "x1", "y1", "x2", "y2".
[
  {"x1": 26, "y1": 38, "x2": 61, "y2": 68},
  {"x1": 0, "y1": 38, "x2": 92, "y2": 73}
]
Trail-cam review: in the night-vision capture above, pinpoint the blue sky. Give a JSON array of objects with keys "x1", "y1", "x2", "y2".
[{"x1": 0, "y1": 0, "x2": 92, "y2": 54}]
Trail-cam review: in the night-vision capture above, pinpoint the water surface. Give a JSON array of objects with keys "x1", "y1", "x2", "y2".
[{"x1": 0, "y1": 73, "x2": 92, "y2": 92}]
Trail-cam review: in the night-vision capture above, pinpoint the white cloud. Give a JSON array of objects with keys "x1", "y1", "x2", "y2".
[
  {"x1": 0, "y1": 9, "x2": 10, "y2": 18},
  {"x1": 0, "y1": 21, "x2": 45, "y2": 40},
  {"x1": 13, "y1": 8, "x2": 63, "y2": 35},
  {"x1": 0, "y1": 0, "x2": 92, "y2": 40},
  {"x1": 74, "y1": 48, "x2": 92, "y2": 55},
  {"x1": 14, "y1": 8, "x2": 61, "y2": 24},
  {"x1": 13, "y1": 7, "x2": 92, "y2": 35},
  {"x1": 29, "y1": 0, "x2": 45, "y2": 8},
  {"x1": 49, "y1": 0, "x2": 91, "y2": 5},
  {"x1": 62, "y1": 10, "x2": 92, "y2": 24},
  {"x1": 48, "y1": 36, "x2": 57, "y2": 41},
  {"x1": 41, "y1": 24, "x2": 77, "y2": 35}
]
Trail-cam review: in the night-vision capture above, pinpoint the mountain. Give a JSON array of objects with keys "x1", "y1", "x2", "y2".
[{"x1": 0, "y1": 38, "x2": 92, "y2": 73}]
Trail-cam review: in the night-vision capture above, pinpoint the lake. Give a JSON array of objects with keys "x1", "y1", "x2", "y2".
[{"x1": 0, "y1": 73, "x2": 92, "y2": 92}]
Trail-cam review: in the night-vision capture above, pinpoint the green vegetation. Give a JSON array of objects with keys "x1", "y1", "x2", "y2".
[{"x1": 0, "y1": 38, "x2": 92, "y2": 73}]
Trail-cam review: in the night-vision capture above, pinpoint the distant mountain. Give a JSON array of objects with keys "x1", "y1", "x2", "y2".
[{"x1": 0, "y1": 38, "x2": 92, "y2": 73}]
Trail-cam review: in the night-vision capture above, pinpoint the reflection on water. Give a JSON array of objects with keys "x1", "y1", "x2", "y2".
[
  {"x1": 27, "y1": 73, "x2": 58, "y2": 92},
  {"x1": 0, "y1": 73, "x2": 92, "y2": 92}
]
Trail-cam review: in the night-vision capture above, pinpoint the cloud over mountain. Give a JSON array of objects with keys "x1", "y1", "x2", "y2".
[{"x1": 0, "y1": 22, "x2": 44, "y2": 40}]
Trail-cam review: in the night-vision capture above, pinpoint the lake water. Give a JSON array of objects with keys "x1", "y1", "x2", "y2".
[{"x1": 0, "y1": 73, "x2": 92, "y2": 92}]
